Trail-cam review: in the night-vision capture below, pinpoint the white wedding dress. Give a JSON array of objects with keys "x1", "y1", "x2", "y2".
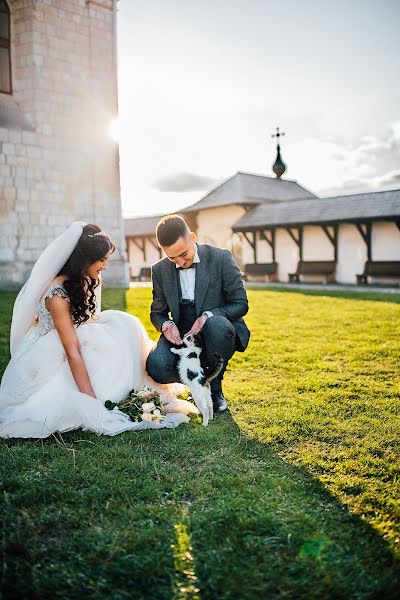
[{"x1": 0, "y1": 283, "x2": 190, "y2": 438}]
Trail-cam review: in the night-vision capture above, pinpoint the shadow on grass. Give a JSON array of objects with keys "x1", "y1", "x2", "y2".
[
  {"x1": 1, "y1": 413, "x2": 399, "y2": 600},
  {"x1": 247, "y1": 285, "x2": 400, "y2": 304},
  {"x1": 188, "y1": 414, "x2": 400, "y2": 600}
]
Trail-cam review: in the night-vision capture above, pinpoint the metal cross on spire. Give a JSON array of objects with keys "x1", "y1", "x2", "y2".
[
  {"x1": 271, "y1": 126, "x2": 285, "y2": 145},
  {"x1": 271, "y1": 126, "x2": 286, "y2": 179}
]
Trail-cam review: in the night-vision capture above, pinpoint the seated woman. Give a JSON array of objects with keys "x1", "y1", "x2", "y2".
[{"x1": 0, "y1": 222, "x2": 194, "y2": 439}]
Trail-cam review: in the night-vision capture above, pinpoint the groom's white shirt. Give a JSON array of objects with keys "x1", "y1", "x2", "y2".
[
  {"x1": 176, "y1": 245, "x2": 200, "y2": 301},
  {"x1": 161, "y1": 245, "x2": 212, "y2": 332}
]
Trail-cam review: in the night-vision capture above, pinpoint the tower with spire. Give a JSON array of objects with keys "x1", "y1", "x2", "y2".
[{"x1": 271, "y1": 126, "x2": 286, "y2": 179}]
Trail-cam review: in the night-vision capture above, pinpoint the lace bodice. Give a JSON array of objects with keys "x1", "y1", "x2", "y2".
[{"x1": 36, "y1": 284, "x2": 70, "y2": 337}]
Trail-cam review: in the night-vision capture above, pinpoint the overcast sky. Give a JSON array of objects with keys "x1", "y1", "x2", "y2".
[{"x1": 116, "y1": 0, "x2": 400, "y2": 217}]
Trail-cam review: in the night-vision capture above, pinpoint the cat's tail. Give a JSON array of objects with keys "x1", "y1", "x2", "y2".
[{"x1": 204, "y1": 355, "x2": 224, "y2": 387}]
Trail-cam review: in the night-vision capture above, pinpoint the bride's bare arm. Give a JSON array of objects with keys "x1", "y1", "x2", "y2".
[{"x1": 46, "y1": 295, "x2": 96, "y2": 398}]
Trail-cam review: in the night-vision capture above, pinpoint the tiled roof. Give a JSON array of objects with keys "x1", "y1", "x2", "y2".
[
  {"x1": 232, "y1": 189, "x2": 400, "y2": 230},
  {"x1": 123, "y1": 173, "x2": 317, "y2": 237},
  {"x1": 124, "y1": 215, "x2": 162, "y2": 237},
  {"x1": 182, "y1": 171, "x2": 318, "y2": 212}
]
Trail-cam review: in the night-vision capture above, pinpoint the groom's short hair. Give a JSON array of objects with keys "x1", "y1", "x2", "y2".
[{"x1": 156, "y1": 214, "x2": 190, "y2": 247}]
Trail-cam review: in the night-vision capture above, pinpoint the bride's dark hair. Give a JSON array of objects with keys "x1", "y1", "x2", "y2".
[{"x1": 58, "y1": 224, "x2": 115, "y2": 326}]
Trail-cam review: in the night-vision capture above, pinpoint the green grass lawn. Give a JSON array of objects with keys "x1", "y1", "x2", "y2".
[{"x1": 1, "y1": 287, "x2": 399, "y2": 599}]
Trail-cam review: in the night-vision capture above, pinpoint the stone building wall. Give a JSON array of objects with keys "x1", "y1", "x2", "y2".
[{"x1": 0, "y1": 0, "x2": 128, "y2": 288}]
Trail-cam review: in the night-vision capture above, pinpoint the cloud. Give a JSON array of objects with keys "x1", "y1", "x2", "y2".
[
  {"x1": 290, "y1": 120, "x2": 400, "y2": 196},
  {"x1": 152, "y1": 172, "x2": 220, "y2": 193},
  {"x1": 378, "y1": 170, "x2": 400, "y2": 185}
]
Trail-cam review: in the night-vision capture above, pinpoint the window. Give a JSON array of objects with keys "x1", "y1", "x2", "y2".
[{"x1": 0, "y1": 0, "x2": 11, "y2": 94}]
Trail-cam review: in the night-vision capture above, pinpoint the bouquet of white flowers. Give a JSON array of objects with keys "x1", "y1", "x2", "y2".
[{"x1": 104, "y1": 386, "x2": 165, "y2": 422}]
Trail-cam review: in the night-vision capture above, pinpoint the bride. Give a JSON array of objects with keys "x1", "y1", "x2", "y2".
[{"x1": 0, "y1": 222, "x2": 194, "y2": 438}]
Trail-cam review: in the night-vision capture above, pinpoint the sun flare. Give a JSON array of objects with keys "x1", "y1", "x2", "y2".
[{"x1": 108, "y1": 117, "x2": 120, "y2": 143}]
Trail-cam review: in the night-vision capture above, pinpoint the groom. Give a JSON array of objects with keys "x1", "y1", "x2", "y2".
[{"x1": 146, "y1": 214, "x2": 250, "y2": 413}]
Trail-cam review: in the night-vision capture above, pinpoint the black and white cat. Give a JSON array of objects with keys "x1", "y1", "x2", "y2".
[{"x1": 170, "y1": 334, "x2": 224, "y2": 426}]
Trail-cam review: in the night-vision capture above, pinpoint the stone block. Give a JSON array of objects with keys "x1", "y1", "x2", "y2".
[
  {"x1": 22, "y1": 131, "x2": 36, "y2": 145},
  {"x1": 4, "y1": 188, "x2": 16, "y2": 201},
  {"x1": 0, "y1": 248, "x2": 14, "y2": 262},
  {"x1": 0, "y1": 165, "x2": 11, "y2": 177},
  {"x1": 9, "y1": 131, "x2": 22, "y2": 144},
  {"x1": 14, "y1": 177, "x2": 27, "y2": 188},
  {"x1": 29, "y1": 213, "x2": 40, "y2": 225},
  {"x1": 15, "y1": 200, "x2": 28, "y2": 213},
  {"x1": 29, "y1": 200, "x2": 41, "y2": 213},
  {"x1": 16, "y1": 156, "x2": 29, "y2": 167},
  {"x1": 3, "y1": 143, "x2": 15, "y2": 155},
  {"x1": 33, "y1": 55, "x2": 44, "y2": 67},
  {"x1": 27, "y1": 146, "x2": 42, "y2": 159},
  {"x1": 17, "y1": 189, "x2": 30, "y2": 202},
  {"x1": 15, "y1": 145, "x2": 27, "y2": 157},
  {"x1": 13, "y1": 166, "x2": 27, "y2": 179}
]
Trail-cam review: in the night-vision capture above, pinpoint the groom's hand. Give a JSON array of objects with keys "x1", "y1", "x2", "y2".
[
  {"x1": 187, "y1": 314, "x2": 208, "y2": 336},
  {"x1": 162, "y1": 322, "x2": 183, "y2": 345}
]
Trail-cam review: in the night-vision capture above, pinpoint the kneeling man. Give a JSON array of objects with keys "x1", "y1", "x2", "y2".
[{"x1": 146, "y1": 214, "x2": 250, "y2": 413}]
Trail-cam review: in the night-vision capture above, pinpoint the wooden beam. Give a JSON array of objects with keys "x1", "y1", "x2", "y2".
[
  {"x1": 333, "y1": 224, "x2": 338, "y2": 261},
  {"x1": 260, "y1": 228, "x2": 276, "y2": 262},
  {"x1": 253, "y1": 231, "x2": 257, "y2": 263},
  {"x1": 299, "y1": 226, "x2": 303, "y2": 261},
  {"x1": 322, "y1": 225, "x2": 335, "y2": 246},
  {"x1": 286, "y1": 227, "x2": 300, "y2": 247},
  {"x1": 366, "y1": 223, "x2": 372, "y2": 261},
  {"x1": 356, "y1": 223, "x2": 368, "y2": 244},
  {"x1": 130, "y1": 237, "x2": 146, "y2": 262},
  {"x1": 271, "y1": 228, "x2": 276, "y2": 262},
  {"x1": 148, "y1": 236, "x2": 162, "y2": 258},
  {"x1": 242, "y1": 231, "x2": 257, "y2": 263},
  {"x1": 242, "y1": 231, "x2": 254, "y2": 249},
  {"x1": 322, "y1": 225, "x2": 339, "y2": 261},
  {"x1": 130, "y1": 238, "x2": 144, "y2": 252},
  {"x1": 286, "y1": 227, "x2": 303, "y2": 260},
  {"x1": 260, "y1": 229, "x2": 272, "y2": 247},
  {"x1": 356, "y1": 223, "x2": 372, "y2": 261}
]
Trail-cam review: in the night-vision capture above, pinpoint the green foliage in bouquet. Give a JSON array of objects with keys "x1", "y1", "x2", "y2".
[{"x1": 104, "y1": 387, "x2": 162, "y2": 422}]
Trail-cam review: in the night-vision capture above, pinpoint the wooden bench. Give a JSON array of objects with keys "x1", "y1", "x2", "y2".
[
  {"x1": 131, "y1": 267, "x2": 152, "y2": 282},
  {"x1": 357, "y1": 261, "x2": 400, "y2": 285},
  {"x1": 289, "y1": 261, "x2": 336, "y2": 283},
  {"x1": 243, "y1": 262, "x2": 278, "y2": 281}
]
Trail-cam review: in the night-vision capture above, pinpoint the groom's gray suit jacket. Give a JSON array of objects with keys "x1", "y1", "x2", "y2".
[{"x1": 150, "y1": 243, "x2": 250, "y2": 352}]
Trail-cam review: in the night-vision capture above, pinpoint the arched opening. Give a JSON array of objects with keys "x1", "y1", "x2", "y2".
[{"x1": 0, "y1": 0, "x2": 11, "y2": 94}]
